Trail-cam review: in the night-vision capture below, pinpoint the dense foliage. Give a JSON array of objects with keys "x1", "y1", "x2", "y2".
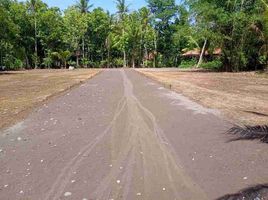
[{"x1": 0, "y1": 0, "x2": 267, "y2": 71}]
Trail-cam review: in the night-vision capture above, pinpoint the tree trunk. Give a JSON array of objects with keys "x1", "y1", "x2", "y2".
[
  {"x1": 25, "y1": 55, "x2": 29, "y2": 69},
  {"x1": 196, "y1": 39, "x2": 207, "y2": 68},
  {"x1": 132, "y1": 56, "x2": 135, "y2": 68},
  {"x1": 82, "y1": 37, "x2": 85, "y2": 60},
  {"x1": 153, "y1": 33, "x2": 157, "y2": 68},
  {"x1": 123, "y1": 50, "x2": 127, "y2": 68},
  {"x1": 107, "y1": 47, "x2": 110, "y2": 68},
  {"x1": 34, "y1": 15, "x2": 38, "y2": 69},
  {"x1": 123, "y1": 29, "x2": 127, "y2": 68},
  {"x1": 0, "y1": 49, "x2": 3, "y2": 69},
  {"x1": 76, "y1": 55, "x2": 79, "y2": 67},
  {"x1": 144, "y1": 44, "x2": 148, "y2": 68}
]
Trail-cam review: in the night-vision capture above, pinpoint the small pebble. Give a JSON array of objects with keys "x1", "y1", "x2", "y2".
[
  {"x1": 136, "y1": 193, "x2": 142, "y2": 196},
  {"x1": 109, "y1": 164, "x2": 113, "y2": 167},
  {"x1": 0, "y1": 149, "x2": 3, "y2": 153},
  {"x1": 64, "y1": 192, "x2": 72, "y2": 197},
  {"x1": 243, "y1": 177, "x2": 248, "y2": 180},
  {"x1": 162, "y1": 188, "x2": 166, "y2": 191},
  {"x1": 40, "y1": 160, "x2": 44, "y2": 163},
  {"x1": 4, "y1": 185, "x2": 8, "y2": 188},
  {"x1": 71, "y1": 180, "x2": 76, "y2": 183},
  {"x1": 17, "y1": 137, "x2": 22, "y2": 141},
  {"x1": 119, "y1": 167, "x2": 123, "y2": 170},
  {"x1": 192, "y1": 158, "x2": 195, "y2": 161},
  {"x1": 82, "y1": 198, "x2": 88, "y2": 200},
  {"x1": 19, "y1": 190, "x2": 24, "y2": 194},
  {"x1": 116, "y1": 180, "x2": 121, "y2": 184}
]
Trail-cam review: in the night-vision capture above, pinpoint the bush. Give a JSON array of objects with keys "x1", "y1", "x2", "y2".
[
  {"x1": 68, "y1": 61, "x2": 76, "y2": 67},
  {"x1": 200, "y1": 60, "x2": 223, "y2": 70},
  {"x1": 112, "y1": 58, "x2": 124, "y2": 68},
  {"x1": 179, "y1": 59, "x2": 196, "y2": 68},
  {"x1": 86, "y1": 61, "x2": 98, "y2": 68},
  {"x1": 100, "y1": 60, "x2": 108, "y2": 68},
  {"x1": 3, "y1": 55, "x2": 23, "y2": 70},
  {"x1": 146, "y1": 60, "x2": 154, "y2": 68}
]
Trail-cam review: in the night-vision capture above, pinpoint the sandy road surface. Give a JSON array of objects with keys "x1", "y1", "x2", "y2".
[{"x1": 0, "y1": 69, "x2": 267, "y2": 200}]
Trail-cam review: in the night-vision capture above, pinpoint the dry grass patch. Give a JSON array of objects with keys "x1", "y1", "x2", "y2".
[
  {"x1": 0, "y1": 69, "x2": 101, "y2": 129},
  {"x1": 137, "y1": 69, "x2": 268, "y2": 125}
]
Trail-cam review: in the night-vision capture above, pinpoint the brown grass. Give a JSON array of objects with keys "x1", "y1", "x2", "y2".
[
  {"x1": 0, "y1": 69, "x2": 101, "y2": 129},
  {"x1": 137, "y1": 68, "x2": 268, "y2": 126}
]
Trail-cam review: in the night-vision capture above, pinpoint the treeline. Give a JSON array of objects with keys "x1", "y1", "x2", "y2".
[{"x1": 0, "y1": 0, "x2": 267, "y2": 71}]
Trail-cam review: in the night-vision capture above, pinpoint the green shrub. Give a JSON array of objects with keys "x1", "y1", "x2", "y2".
[
  {"x1": 200, "y1": 60, "x2": 223, "y2": 70},
  {"x1": 112, "y1": 58, "x2": 124, "y2": 68},
  {"x1": 100, "y1": 60, "x2": 108, "y2": 68},
  {"x1": 87, "y1": 61, "x2": 98, "y2": 68},
  {"x1": 146, "y1": 60, "x2": 154, "y2": 68},
  {"x1": 67, "y1": 60, "x2": 76, "y2": 67},
  {"x1": 3, "y1": 56, "x2": 23, "y2": 70},
  {"x1": 179, "y1": 59, "x2": 196, "y2": 68}
]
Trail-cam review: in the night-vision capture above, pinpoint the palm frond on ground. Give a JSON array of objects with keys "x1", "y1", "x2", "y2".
[
  {"x1": 226, "y1": 125, "x2": 268, "y2": 143},
  {"x1": 216, "y1": 184, "x2": 268, "y2": 200}
]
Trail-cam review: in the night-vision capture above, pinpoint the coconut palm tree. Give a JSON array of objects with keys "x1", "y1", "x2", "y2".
[
  {"x1": 115, "y1": 0, "x2": 129, "y2": 67},
  {"x1": 75, "y1": 0, "x2": 92, "y2": 62},
  {"x1": 76, "y1": 0, "x2": 92, "y2": 14},
  {"x1": 29, "y1": 0, "x2": 38, "y2": 69}
]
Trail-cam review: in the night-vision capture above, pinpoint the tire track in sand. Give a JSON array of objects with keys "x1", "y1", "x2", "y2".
[
  {"x1": 92, "y1": 70, "x2": 208, "y2": 200},
  {"x1": 44, "y1": 96, "x2": 126, "y2": 200}
]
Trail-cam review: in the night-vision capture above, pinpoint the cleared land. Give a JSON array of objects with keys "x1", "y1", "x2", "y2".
[
  {"x1": 0, "y1": 69, "x2": 100, "y2": 129},
  {"x1": 137, "y1": 68, "x2": 268, "y2": 125}
]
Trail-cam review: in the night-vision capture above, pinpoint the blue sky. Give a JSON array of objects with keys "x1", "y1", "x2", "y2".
[
  {"x1": 35, "y1": 0, "x2": 181, "y2": 13},
  {"x1": 39, "y1": 0, "x2": 148, "y2": 13}
]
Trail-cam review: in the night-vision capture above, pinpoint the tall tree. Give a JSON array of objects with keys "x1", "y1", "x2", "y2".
[
  {"x1": 147, "y1": 0, "x2": 178, "y2": 67},
  {"x1": 29, "y1": 0, "x2": 38, "y2": 68},
  {"x1": 76, "y1": 0, "x2": 92, "y2": 62},
  {"x1": 63, "y1": 7, "x2": 88, "y2": 67},
  {"x1": 115, "y1": 0, "x2": 129, "y2": 67}
]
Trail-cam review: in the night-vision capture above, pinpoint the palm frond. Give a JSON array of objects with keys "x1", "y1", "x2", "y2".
[
  {"x1": 226, "y1": 125, "x2": 268, "y2": 143},
  {"x1": 216, "y1": 184, "x2": 268, "y2": 200}
]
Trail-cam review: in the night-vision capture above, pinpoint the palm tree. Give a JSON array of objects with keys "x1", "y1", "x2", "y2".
[
  {"x1": 75, "y1": 0, "x2": 92, "y2": 62},
  {"x1": 29, "y1": 0, "x2": 38, "y2": 69},
  {"x1": 115, "y1": 0, "x2": 129, "y2": 67},
  {"x1": 226, "y1": 124, "x2": 268, "y2": 143},
  {"x1": 76, "y1": 0, "x2": 92, "y2": 14},
  {"x1": 139, "y1": 7, "x2": 152, "y2": 67},
  {"x1": 106, "y1": 13, "x2": 115, "y2": 68}
]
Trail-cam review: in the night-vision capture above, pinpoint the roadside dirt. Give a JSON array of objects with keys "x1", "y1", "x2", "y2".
[
  {"x1": 0, "y1": 69, "x2": 101, "y2": 129},
  {"x1": 137, "y1": 69, "x2": 268, "y2": 125}
]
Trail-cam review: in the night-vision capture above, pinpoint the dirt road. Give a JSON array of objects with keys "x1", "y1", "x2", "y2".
[{"x1": 0, "y1": 69, "x2": 267, "y2": 200}]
